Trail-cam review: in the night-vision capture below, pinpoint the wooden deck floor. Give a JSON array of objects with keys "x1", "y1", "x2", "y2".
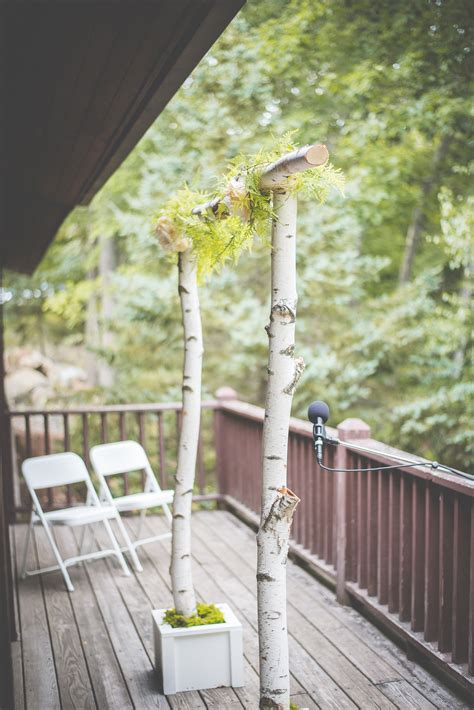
[{"x1": 10, "y1": 510, "x2": 470, "y2": 710}]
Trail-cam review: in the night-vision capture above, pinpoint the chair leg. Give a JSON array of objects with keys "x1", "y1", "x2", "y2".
[
  {"x1": 20, "y1": 513, "x2": 34, "y2": 579},
  {"x1": 41, "y1": 522, "x2": 75, "y2": 592},
  {"x1": 136, "y1": 509, "x2": 147, "y2": 539},
  {"x1": 113, "y1": 514, "x2": 143, "y2": 572},
  {"x1": 102, "y1": 519, "x2": 131, "y2": 577},
  {"x1": 78, "y1": 524, "x2": 89, "y2": 555}
]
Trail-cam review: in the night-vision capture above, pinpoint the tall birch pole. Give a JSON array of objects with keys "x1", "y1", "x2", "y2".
[
  {"x1": 192, "y1": 143, "x2": 330, "y2": 707},
  {"x1": 257, "y1": 189, "x2": 301, "y2": 709},
  {"x1": 257, "y1": 144, "x2": 328, "y2": 709},
  {"x1": 155, "y1": 218, "x2": 202, "y2": 617}
]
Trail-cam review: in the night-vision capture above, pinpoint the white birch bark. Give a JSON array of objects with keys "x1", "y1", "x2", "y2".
[
  {"x1": 170, "y1": 248, "x2": 202, "y2": 617},
  {"x1": 258, "y1": 191, "x2": 303, "y2": 709}
]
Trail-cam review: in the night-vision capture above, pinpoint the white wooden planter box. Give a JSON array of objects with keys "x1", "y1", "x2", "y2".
[{"x1": 152, "y1": 603, "x2": 244, "y2": 694}]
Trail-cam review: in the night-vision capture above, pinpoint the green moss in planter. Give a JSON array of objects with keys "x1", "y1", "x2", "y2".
[{"x1": 163, "y1": 603, "x2": 225, "y2": 629}]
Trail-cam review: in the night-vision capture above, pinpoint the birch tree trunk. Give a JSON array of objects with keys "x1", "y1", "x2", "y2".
[
  {"x1": 98, "y1": 233, "x2": 117, "y2": 388},
  {"x1": 84, "y1": 266, "x2": 100, "y2": 386},
  {"x1": 258, "y1": 190, "x2": 302, "y2": 709},
  {"x1": 170, "y1": 248, "x2": 202, "y2": 617}
]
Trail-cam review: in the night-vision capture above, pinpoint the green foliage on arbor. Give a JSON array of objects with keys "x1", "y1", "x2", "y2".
[
  {"x1": 4, "y1": 0, "x2": 473, "y2": 470},
  {"x1": 153, "y1": 136, "x2": 344, "y2": 279}
]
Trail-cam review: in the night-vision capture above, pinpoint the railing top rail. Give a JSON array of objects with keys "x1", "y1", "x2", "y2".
[
  {"x1": 218, "y1": 398, "x2": 473, "y2": 496},
  {"x1": 6, "y1": 395, "x2": 472, "y2": 494},
  {"x1": 218, "y1": 398, "x2": 339, "y2": 437},
  {"x1": 6, "y1": 399, "x2": 218, "y2": 416}
]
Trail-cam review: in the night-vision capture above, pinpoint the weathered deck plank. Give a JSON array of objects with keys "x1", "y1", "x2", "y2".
[
  {"x1": 10, "y1": 529, "x2": 25, "y2": 710},
  {"x1": 192, "y1": 512, "x2": 391, "y2": 709},
  {"x1": 377, "y1": 680, "x2": 437, "y2": 709},
  {"x1": 221, "y1": 509, "x2": 470, "y2": 710},
  {"x1": 11, "y1": 511, "x2": 470, "y2": 710},
  {"x1": 74, "y1": 528, "x2": 170, "y2": 710},
  {"x1": 11, "y1": 641, "x2": 25, "y2": 710},
  {"x1": 14, "y1": 524, "x2": 60, "y2": 710},
  {"x1": 34, "y1": 527, "x2": 96, "y2": 709},
  {"x1": 121, "y1": 518, "x2": 249, "y2": 708},
  {"x1": 93, "y1": 522, "x2": 206, "y2": 710},
  {"x1": 59, "y1": 527, "x2": 133, "y2": 710},
  {"x1": 185, "y1": 518, "x2": 347, "y2": 709},
  {"x1": 134, "y1": 539, "x2": 260, "y2": 709}
]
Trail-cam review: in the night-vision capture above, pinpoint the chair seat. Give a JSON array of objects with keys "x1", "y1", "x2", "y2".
[
  {"x1": 111, "y1": 490, "x2": 174, "y2": 512},
  {"x1": 34, "y1": 505, "x2": 118, "y2": 526}
]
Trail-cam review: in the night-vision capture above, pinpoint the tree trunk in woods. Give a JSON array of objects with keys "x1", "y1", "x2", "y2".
[
  {"x1": 399, "y1": 135, "x2": 451, "y2": 284},
  {"x1": 258, "y1": 191, "x2": 302, "y2": 709},
  {"x1": 454, "y1": 263, "x2": 473, "y2": 375},
  {"x1": 170, "y1": 248, "x2": 202, "y2": 617},
  {"x1": 98, "y1": 234, "x2": 117, "y2": 388},
  {"x1": 84, "y1": 267, "x2": 100, "y2": 386}
]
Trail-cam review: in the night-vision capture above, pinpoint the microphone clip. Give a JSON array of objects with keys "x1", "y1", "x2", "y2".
[{"x1": 312, "y1": 421, "x2": 339, "y2": 465}]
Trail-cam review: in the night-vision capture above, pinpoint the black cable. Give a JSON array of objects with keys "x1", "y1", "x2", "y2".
[
  {"x1": 308, "y1": 401, "x2": 473, "y2": 480},
  {"x1": 335, "y1": 442, "x2": 470, "y2": 478},
  {"x1": 318, "y1": 459, "x2": 474, "y2": 480}
]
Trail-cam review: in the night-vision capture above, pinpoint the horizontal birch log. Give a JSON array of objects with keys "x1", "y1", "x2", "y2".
[
  {"x1": 259, "y1": 143, "x2": 329, "y2": 190},
  {"x1": 192, "y1": 143, "x2": 329, "y2": 216}
]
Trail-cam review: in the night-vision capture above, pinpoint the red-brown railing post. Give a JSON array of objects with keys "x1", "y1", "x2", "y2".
[
  {"x1": 214, "y1": 387, "x2": 238, "y2": 497},
  {"x1": 336, "y1": 418, "x2": 371, "y2": 604}
]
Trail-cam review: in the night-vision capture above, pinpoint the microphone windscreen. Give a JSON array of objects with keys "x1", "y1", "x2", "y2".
[{"x1": 308, "y1": 400, "x2": 330, "y2": 424}]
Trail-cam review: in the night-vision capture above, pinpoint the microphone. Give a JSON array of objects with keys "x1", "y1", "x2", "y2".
[{"x1": 308, "y1": 401, "x2": 330, "y2": 465}]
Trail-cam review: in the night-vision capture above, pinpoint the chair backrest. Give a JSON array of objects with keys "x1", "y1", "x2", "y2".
[
  {"x1": 90, "y1": 440, "x2": 150, "y2": 475},
  {"x1": 90, "y1": 441, "x2": 160, "y2": 492},
  {"x1": 22, "y1": 452, "x2": 90, "y2": 490}
]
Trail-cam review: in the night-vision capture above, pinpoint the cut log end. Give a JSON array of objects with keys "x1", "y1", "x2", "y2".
[
  {"x1": 276, "y1": 486, "x2": 299, "y2": 501},
  {"x1": 305, "y1": 143, "x2": 329, "y2": 166}
]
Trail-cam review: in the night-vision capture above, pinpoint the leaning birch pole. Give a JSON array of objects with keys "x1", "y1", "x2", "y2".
[
  {"x1": 155, "y1": 219, "x2": 202, "y2": 617},
  {"x1": 257, "y1": 144, "x2": 328, "y2": 709},
  {"x1": 171, "y1": 247, "x2": 202, "y2": 616}
]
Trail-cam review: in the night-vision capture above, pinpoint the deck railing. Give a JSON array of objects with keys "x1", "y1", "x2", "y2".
[
  {"x1": 214, "y1": 394, "x2": 474, "y2": 698},
  {"x1": 5, "y1": 389, "x2": 473, "y2": 697},
  {"x1": 7, "y1": 400, "x2": 218, "y2": 514}
]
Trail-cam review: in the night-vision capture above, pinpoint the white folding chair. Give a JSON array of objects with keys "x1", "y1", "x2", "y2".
[
  {"x1": 90, "y1": 440, "x2": 174, "y2": 572},
  {"x1": 21, "y1": 452, "x2": 130, "y2": 592}
]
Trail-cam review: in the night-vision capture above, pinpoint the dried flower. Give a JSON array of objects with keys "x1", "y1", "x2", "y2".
[
  {"x1": 155, "y1": 215, "x2": 190, "y2": 252},
  {"x1": 224, "y1": 176, "x2": 251, "y2": 222}
]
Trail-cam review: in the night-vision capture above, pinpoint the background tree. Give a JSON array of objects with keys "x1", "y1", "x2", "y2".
[{"x1": 4, "y1": 0, "x2": 472, "y2": 469}]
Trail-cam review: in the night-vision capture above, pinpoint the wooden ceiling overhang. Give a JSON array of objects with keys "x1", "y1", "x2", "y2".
[{"x1": 3, "y1": 0, "x2": 244, "y2": 274}]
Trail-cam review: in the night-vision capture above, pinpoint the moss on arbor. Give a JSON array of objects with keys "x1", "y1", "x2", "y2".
[{"x1": 163, "y1": 602, "x2": 225, "y2": 628}]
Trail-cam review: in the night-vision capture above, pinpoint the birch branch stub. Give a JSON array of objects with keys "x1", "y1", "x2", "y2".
[{"x1": 257, "y1": 487, "x2": 300, "y2": 710}]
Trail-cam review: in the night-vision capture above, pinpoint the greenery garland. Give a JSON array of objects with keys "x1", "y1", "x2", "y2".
[{"x1": 153, "y1": 133, "x2": 345, "y2": 279}]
